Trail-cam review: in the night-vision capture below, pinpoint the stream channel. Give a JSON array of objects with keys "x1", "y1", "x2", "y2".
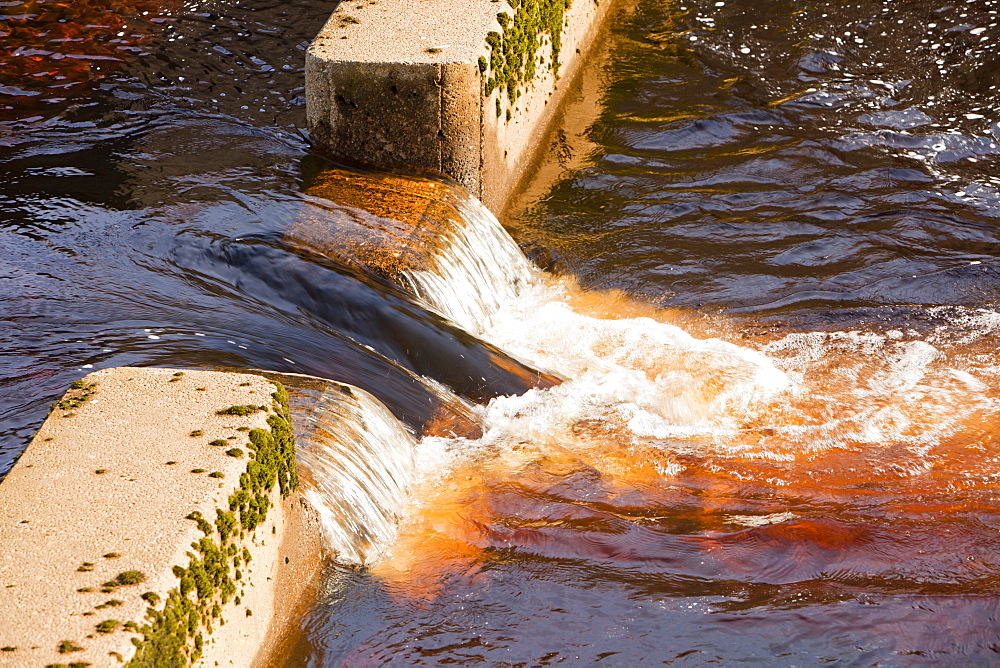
[{"x1": 4, "y1": 0, "x2": 1000, "y2": 664}]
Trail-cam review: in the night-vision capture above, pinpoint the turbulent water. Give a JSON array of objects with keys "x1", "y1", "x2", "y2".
[{"x1": 5, "y1": 0, "x2": 1000, "y2": 664}]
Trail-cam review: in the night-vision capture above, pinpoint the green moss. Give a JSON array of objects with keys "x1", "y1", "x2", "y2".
[
  {"x1": 186, "y1": 511, "x2": 213, "y2": 535},
  {"x1": 165, "y1": 461, "x2": 177, "y2": 466},
  {"x1": 208, "y1": 472, "x2": 224, "y2": 479},
  {"x1": 114, "y1": 571, "x2": 146, "y2": 586},
  {"x1": 215, "y1": 405, "x2": 264, "y2": 416},
  {"x1": 190, "y1": 469, "x2": 206, "y2": 474},
  {"x1": 141, "y1": 591, "x2": 160, "y2": 606},
  {"x1": 225, "y1": 448, "x2": 243, "y2": 458},
  {"x1": 95, "y1": 599, "x2": 122, "y2": 610},
  {"x1": 189, "y1": 430, "x2": 203, "y2": 438},
  {"x1": 58, "y1": 640, "x2": 83, "y2": 653},
  {"x1": 238, "y1": 382, "x2": 251, "y2": 387},
  {"x1": 483, "y1": 0, "x2": 571, "y2": 112},
  {"x1": 95, "y1": 469, "x2": 106, "y2": 474},
  {"x1": 1, "y1": 646, "x2": 15, "y2": 651},
  {"x1": 55, "y1": 382, "x2": 98, "y2": 411},
  {"x1": 236, "y1": 426, "x2": 249, "y2": 432},
  {"x1": 208, "y1": 439, "x2": 227, "y2": 447},
  {"x1": 128, "y1": 381, "x2": 296, "y2": 668},
  {"x1": 70, "y1": 663, "x2": 92, "y2": 668},
  {"x1": 104, "y1": 552, "x2": 121, "y2": 559},
  {"x1": 215, "y1": 510, "x2": 236, "y2": 542},
  {"x1": 173, "y1": 372, "x2": 184, "y2": 377},
  {"x1": 77, "y1": 562, "x2": 94, "y2": 572},
  {"x1": 77, "y1": 587, "x2": 93, "y2": 593},
  {"x1": 96, "y1": 619, "x2": 120, "y2": 633}
]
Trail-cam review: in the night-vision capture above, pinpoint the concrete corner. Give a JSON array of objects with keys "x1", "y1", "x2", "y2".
[{"x1": 306, "y1": 0, "x2": 613, "y2": 215}]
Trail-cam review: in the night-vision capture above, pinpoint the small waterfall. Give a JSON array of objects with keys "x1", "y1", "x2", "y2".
[
  {"x1": 400, "y1": 189, "x2": 538, "y2": 337},
  {"x1": 293, "y1": 382, "x2": 417, "y2": 565},
  {"x1": 289, "y1": 173, "x2": 538, "y2": 337}
]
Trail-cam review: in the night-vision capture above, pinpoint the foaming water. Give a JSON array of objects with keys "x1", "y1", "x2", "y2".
[
  {"x1": 5, "y1": 0, "x2": 1000, "y2": 663},
  {"x1": 354, "y1": 193, "x2": 1000, "y2": 596},
  {"x1": 282, "y1": 113, "x2": 1000, "y2": 664}
]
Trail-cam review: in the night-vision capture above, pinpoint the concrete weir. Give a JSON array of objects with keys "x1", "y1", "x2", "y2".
[
  {"x1": 306, "y1": 0, "x2": 614, "y2": 215},
  {"x1": 0, "y1": 368, "x2": 322, "y2": 667}
]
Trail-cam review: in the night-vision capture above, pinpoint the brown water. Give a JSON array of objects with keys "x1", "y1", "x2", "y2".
[{"x1": 4, "y1": 0, "x2": 1000, "y2": 664}]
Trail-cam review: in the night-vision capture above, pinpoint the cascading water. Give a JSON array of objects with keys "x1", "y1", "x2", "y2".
[
  {"x1": 400, "y1": 190, "x2": 538, "y2": 337},
  {"x1": 6, "y1": 0, "x2": 1000, "y2": 662},
  {"x1": 290, "y1": 382, "x2": 417, "y2": 565}
]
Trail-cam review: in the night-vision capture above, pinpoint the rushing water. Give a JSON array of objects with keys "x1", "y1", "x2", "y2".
[{"x1": 5, "y1": 0, "x2": 1000, "y2": 664}]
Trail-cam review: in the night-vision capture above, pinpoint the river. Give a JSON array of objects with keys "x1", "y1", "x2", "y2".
[{"x1": 4, "y1": 0, "x2": 1000, "y2": 664}]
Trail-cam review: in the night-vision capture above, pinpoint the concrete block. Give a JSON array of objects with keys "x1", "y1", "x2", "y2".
[
  {"x1": 0, "y1": 368, "x2": 322, "y2": 667},
  {"x1": 306, "y1": 0, "x2": 614, "y2": 215}
]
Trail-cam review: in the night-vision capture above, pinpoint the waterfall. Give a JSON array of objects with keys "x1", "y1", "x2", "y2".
[
  {"x1": 400, "y1": 188, "x2": 538, "y2": 337},
  {"x1": 292, "y1": 382, "x2": 417, "y2": 565},
  {"x1": 284, "y1": 180, "x2": 793, "y2": 567}
]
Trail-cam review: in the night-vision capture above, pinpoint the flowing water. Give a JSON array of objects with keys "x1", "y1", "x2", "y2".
[{"x1": 4, "y1": 0, "x2": 1000, "y2": 664}]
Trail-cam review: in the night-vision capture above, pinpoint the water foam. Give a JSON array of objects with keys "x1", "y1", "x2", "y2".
[{"x1": 402, "y1": 191, "x2": 1000, "y2": 470}]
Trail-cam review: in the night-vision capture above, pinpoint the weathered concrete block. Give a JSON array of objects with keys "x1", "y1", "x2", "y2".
[
  {"x1": 306, "y1": 0, "x2": 613, "y2": 215},
  {"x1": 0, "y1": 368, "x2": 321, "y2": 667}
]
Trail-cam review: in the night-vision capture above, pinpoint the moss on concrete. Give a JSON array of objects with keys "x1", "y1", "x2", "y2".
[
  {"x1": 215, "y1": 405, "x2": 266, "y2": 417},
  {"x1": 127, "y1": 381, "x2": 297, "y2": 667},
  {"x1": 484, "y1": 0, "x2": 571, "y2": 109},
  {"x1": 54, "y1": 382, "x2": 98, "y2": 412}
]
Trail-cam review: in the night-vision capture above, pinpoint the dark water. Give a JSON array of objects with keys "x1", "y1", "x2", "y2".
[
  {"x1": 0, "y1": 0, "x2": 547, "y2": 472},
  {"x1": 5, "y1": 0, "x2": 1000, "y2": 664},
  {"x1": 518, "y1": 0, "x2": 1000, "y2": 325}
]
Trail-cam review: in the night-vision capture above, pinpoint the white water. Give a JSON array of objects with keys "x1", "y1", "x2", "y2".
[
  {"x1": 401, "y1": 189, "x2": 538, "y2": 336},
  {"x1": 295, "y1": 384, "x2": 416, "y2": 565},
  {"x1": 299, "y1": 185, "x2": 1000, "y2": 565},
  {"x1": 401, "y1": 190, "x2": 790, "y2": 450}
]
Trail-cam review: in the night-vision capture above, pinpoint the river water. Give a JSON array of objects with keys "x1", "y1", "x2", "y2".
[{"x1": 4, "y1": 0, "x2": 1000, "y2": 664}]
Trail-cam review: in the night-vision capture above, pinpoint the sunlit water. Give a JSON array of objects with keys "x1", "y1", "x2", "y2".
[{"x1": 4, "y1": 0, "x2": 1000, "y2": 664}]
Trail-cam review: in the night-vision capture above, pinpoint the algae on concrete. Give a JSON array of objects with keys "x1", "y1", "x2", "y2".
[
  {"x1": 127, "y1": 382, "x2": 298, "y2": 667},
  {"x1": 485, "y1": 0, "x2": 572, "y2": 106}
]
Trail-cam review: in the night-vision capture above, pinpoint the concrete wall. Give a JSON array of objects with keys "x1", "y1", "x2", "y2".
[
  {"x1": 306, "y1": 0, "x2": 614, "y2": 215},
  {"x1": 0, "y1": 368, "x2": 322, "y2": 667}
]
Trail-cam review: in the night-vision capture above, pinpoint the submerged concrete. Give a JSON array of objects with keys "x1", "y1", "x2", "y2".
[
  {"x1": 0, "y1": 367, "x2": 322, "y2": 667},
  {"x1": 306, "y1": 0, "x2": 613, "y2": 215}
]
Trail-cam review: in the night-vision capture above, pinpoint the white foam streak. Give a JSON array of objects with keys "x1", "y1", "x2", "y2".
[{"x1": 473, "y1": 279, "x2": 789, "y2": 446}]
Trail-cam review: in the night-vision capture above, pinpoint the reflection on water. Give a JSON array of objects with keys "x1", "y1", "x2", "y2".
[
  {"x1": 288, "y1": 0, "x2": 1000, "y2": 664},
  {"x1": 4, "y1": 0, "x2": 1000, "y2": 664}
]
